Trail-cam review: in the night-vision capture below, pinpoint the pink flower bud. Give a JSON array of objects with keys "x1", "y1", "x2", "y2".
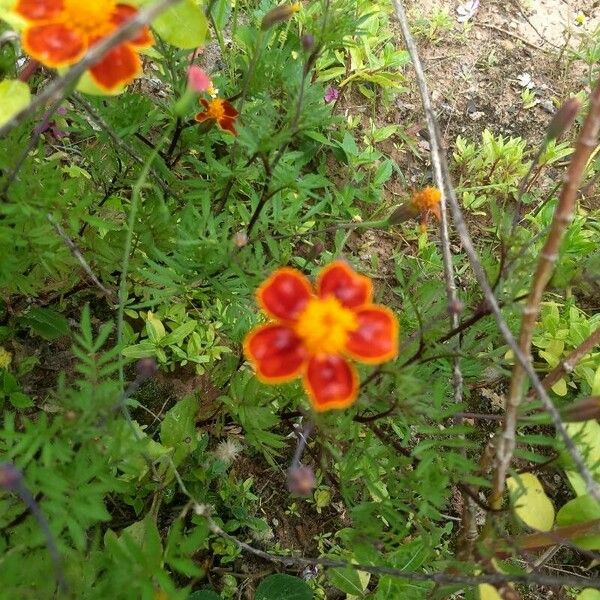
[
  {"x1": 233, "y1": 230, "x2": 249, "y2": 248},
  {"x1": 0, "y1": 463, "x2": 22, "y2": 490},
  {"x1": 301, "y1": 34, "x2": 314, "y2": 51},
  {"x1": 287, "y1": 465, "x2": 316, "y2": 496},
  {"x1": 324, "y1": 86, "x2": 340, "y2": 104},
  {"x1": 187, "y1": 65, "x2": 212, "y2": 93},
  {"x1": 136, "y1": 358, "x2": 158, "y2": 381}
]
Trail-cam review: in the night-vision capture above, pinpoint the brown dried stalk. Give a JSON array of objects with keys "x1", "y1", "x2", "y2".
[
  {"x1": 492, "y1": 80, "x2": 600, "y2": 509},
  {"x1": 390, "y1": 0, "x2": 474, "y2": 557},
  {"x1": 389, "y1": 1, "x2": 599, "y2": 506}
]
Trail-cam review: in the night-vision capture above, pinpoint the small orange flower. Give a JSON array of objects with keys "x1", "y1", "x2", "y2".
[
  {"x1": 243, "y1": 261, "x2": 399, "y2": 412},
  {"x1": 411, "y1": 186, "x2": 441, "y2": 231},
  {"x1": 14, "y1": 0, "x2": 153, "y2": 92},
  {"x1": 194, "y1": 98, "x2": 239, "y2": 135}
]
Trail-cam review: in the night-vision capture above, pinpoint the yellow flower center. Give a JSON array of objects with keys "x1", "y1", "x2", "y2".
[
  {"x1": 295, "y1": 296, "x2": 358, "y2": 355},
  {"x1": 63, "y1": 0, "x2": 117, "y2": 38},
  {"x1": 207, "y1": 99, "x2": 226, "y2": 120}
]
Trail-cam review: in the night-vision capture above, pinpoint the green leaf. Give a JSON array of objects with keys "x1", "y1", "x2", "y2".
[
  {"x1": 9, "y1": 392, "x2": 34, "y2": 409},
  {"x1": 565, "y1": 420, "x2": 600, "y2": 497},
  {"x1": 19, "y1": 308, "x2": 70, "y2": 340},
  {"x1": 373, "y1": 160, "x2": 393, "y2": 187},
  {"x1": 506, "y1": 473, "x2": 555, "y2": 531},
  {"x1": 478, "y1": 584, "x2": 503, "y2": 600},
  {"x1": 255, "y1": 574, "x2": 312, "y2": 600},
  {"x1": 153, "y1": 0, "x2": 208, "y2": 49},
  {"x1": 328, "y1": 567, "x2": 364, "y2": 596},
  {"x1": 122, "y1": 341, "x2": 157, "y2": 359},
  {"x1": 2, "y1": 371, "x2": 19, "y2": 394},
  {"x1": 0, "y1": 80, "x2": 30, "y2": 126},
  {"x1": 556, "y1": 495, "x2": 600, "y2": 550},
  {"x1": 162, "y1": 320, "x2": 197, "y2": 346},
  {"x1": 577, "y1": 590, "x2": 600, "y2": 600},
  {"x1": 551, "y1": 377, "x2": 567, "y2": 396},
  {"x1": 160, "y1": 394, "x2": 199, "y2": 464},
  {"x1": 188, "y1": 591, "x2": 221, "y2": 600},
  {"x1": 146, "y1": 312, "x2": 166, "y2": 343}
]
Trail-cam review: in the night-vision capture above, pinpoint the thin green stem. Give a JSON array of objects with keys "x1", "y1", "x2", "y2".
[{"x1": 116, "y1": 135, "x2": 168, "y2": 389}]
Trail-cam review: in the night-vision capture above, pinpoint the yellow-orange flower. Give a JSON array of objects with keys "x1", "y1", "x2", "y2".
[
  {"x1": 243, "y1": 261, "x2": 399, "y2": 412},
  {"x1": 411, "y1": 186, "x2": 441, "y2": 231},
  {"x1": 194, "y1": 98, "x2": 239, "y2": 135},
  {"x1": 14, "y1": 0, "x2": 153, "y2": 92}
]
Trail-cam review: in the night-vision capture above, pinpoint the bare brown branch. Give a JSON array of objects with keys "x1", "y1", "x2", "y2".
[
  {"x1": 389, "y1": 0, "x2": 600, "y2": 507},
  {"x1": 493, "y1": 80, "x2": 600, "y2": 509}
]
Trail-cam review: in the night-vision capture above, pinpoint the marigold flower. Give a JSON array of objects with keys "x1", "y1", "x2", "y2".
[
  {"x1": 194, "y1": 98, "x2": 239, "y2": 135},
  {"x1": 243, "y1": 261, "x2": 399, "y2": 412},
  {"x1": 411, "y1": 186, "x2": 441, "y2": 231},
  {"x1": 14, "y1": 0, "x2": 153, "y2": 92}
]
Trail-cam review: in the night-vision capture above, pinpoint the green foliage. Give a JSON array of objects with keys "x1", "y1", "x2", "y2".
[
  {"x1": 1, "y1": 0, "x2": 599, "y2": 598},
  {"x1": 255, "y1": 574, "x2": 313, "y2": 600}
]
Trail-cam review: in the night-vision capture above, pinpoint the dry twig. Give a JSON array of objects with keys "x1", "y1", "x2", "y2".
[
  {"x1": 389, "y1": 0, "x2": 475, "y2": 555},
  {"x1": 389, "y1": 0, "x2": 600, "y2": 509},
  {"x1": 47, "y1": 213, "x2": 113, "y2": 298},
  {"x1": 493, "y1": 80, "x2": 600, "y2": 509}
]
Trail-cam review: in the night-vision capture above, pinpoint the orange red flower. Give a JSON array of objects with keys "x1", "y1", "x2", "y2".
[
  {"x1": 14, "y1": 0, "x2": 153, "y2": 92},
  {"x1": 194, "y1": 98, "x2": 239, "y2": 135},
  {"x1": 243, "y1": 261, "x2": 399, "y2": 412}
]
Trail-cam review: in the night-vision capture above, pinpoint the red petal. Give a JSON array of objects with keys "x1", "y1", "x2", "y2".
[
  {"x1": 218, "y1": 117, "x2": 237, "y2": 135},
  {"x1": 14, "y1": 0, "x2": 63, "y2": 21},
  {"x1": 89, "y1": 42, "x2": 141, "y2": 91},
  {"x1": 257, "y1": 268, "x2": 312, "y2": 322},
  {"x1": 345, "y1": 306, "x2": 398, "y2": 364},
  {"x1": 244, "y1": 324, "x2": 307, "y2": 382},
  {"x1": 303, "y1": 355, "x2": 358, "y2": 412},
  {"x1": 317, "y1": 261, "x2": 372, "y2": 308},
  {"x1": 194, "y1": 111, "x2": 211, "y2": 123},
  {"x1": 22, "y1": 24, "x2": 85, "y2": 67},
  {"x1": 112, "y1": 4, "x2": 153, "y2": 48},
  {"x1": 222, "y1": 100, "x2": 239, "y2": 118}
]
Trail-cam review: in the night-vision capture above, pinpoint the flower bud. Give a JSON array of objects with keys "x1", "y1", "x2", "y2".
[
  {"x1": 187, "y1": 65, "x2": 212, "y2": 93},
  {"x1": 287, "y1": 465, "x2": 315, "y2": 496},
  {"x1": 301, "y1": 34, "x2": 314, "y2": 51},
  {"x1": 0, "y1": 462, "x2": 22, "y2": 490},
  {"x1": 136, "y1": 357, "x2": 158, "y2": 381},
  {"x1": 560, "y1": 395, "x2": 600, "y2": 422},
  {"x1": 261, "y1": 2, "x2": 301, "y2": 31},
  {"x1": 233, "y1": 230, "x2": 249, "y2": 248},
  {"x1": 324, "y1": 86, "x2": 340, "y2": 104},
  {"x1": 546, "y1": 97, "x2": 581, "y2": 142}
]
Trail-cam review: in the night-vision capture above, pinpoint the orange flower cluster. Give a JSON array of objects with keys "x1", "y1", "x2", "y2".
[
  {"x1": 244, "y1": 262, "x2": 399, "y2": 412},
  {"x1": 14, "y1": 0, "x2": 153, "y2": 92}
]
